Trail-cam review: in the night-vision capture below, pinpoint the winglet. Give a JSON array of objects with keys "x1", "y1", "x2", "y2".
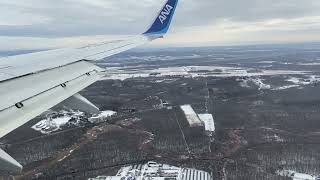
[{"x1": 143, "y1": 0, "x2": 179, "y2": 36}]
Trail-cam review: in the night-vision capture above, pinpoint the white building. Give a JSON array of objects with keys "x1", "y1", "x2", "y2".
[
  {"x1": 180, "y1": 105, "x2": 203, "y2": 127},
  {"x1": 198, "y1": 114, "x2": 215, "y2": 136}
]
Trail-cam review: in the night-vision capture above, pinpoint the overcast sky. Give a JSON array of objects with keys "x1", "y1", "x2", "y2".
[{"x1": 1, "y1": 0, "x2": 320, "y2": 51}]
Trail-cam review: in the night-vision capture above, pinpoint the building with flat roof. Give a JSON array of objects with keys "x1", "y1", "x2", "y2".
[{"x1": 198, "y1": 114, "x2": 215, "y2": 136}]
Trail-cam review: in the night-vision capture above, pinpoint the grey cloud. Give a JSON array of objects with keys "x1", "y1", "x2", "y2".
[
  {"x1": 175, "y1": 0, "x2": 320, "y2": 26},
  {"x1": 0, "y1": 0, "x2": 320, "y2": 37}
]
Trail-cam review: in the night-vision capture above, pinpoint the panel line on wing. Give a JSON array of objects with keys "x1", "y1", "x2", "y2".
[
  {"x1": 83, "y1": 42, "x2": 136, "y2": 59},
  {"x1": 0, "y1": 69, "x2": 100, "y2": 113}
]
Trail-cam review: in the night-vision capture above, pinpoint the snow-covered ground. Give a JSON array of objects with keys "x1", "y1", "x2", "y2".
[
  {"x1": 101, "y1": 65, "x2": 309, "y2": 81},
  {"x1": 180, "y1": 105, "x2": 203, "y2": 127},
  {"x1": 298, "y1": 62, "x2": 320, "y2": 66},
  {"x1": 286, "y1": 75, "x2": 320, "y2": 86},
  {"x1": 273, "y1": 75, "x2": 320, "y2": 90},
  {"x1": 109, "y1": 54, "x2": 203, "y2": 62},
  {"x1": 258, "y1": 61, "x2": 276, "y2": 64},
  {"x1": 251, "y1": 78, "x2": 271, "y2": 90},
  {"x1": 89, "y1": 111, "x2": 117, "y2": 123},
  {"x1": 272, "y1": 85, "x2": 300, "y2": 90},
  {"x1": 277, "y1": 170, "x2": 319, "y2": 180},
  {"x1": 32, "y1": 110, "x2": 85, "y2": 134},
  {"x1": 264, "y1": 134, "x2": 284, "y2": 143},
  {"x1": 32, "y1": 110, "x2": 116, "y2": 134},
  {"x1": 237, "y1": 75, "x2": 320, "y2": 91},
  {"x1": 238, "y1": 78, "x2": 271, "y2": 90},
  {"x1": 101, "y1": 65, "x2": 320, "y2": 92}
]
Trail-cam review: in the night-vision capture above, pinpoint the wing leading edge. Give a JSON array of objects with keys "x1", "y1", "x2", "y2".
[{"x1": 0, "y1": 0, "x2": 179, "y2": 174}]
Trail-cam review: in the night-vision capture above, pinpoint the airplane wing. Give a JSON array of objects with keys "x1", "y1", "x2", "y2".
[{"x1": 0, "y1": 0, "x2": 179, "y2": 174}]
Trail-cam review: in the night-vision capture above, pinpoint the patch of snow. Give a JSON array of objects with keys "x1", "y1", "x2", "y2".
[
  {"x1": 273, "y1": 134, "x2": 284, "y2": 142},
  {"x1": 100, "y1": 111, "x2": 116, "y2": 117},
  {"x1": 309, "y1": 75, "x2": 320, "y2": 83},
  {"x1": 272, "y1": 85, "x2": 300, "y2": 90},
  {"x1": 100, "y1": 73, "x2": 150, "y2": 81},
  {"x1": 277, "y1": 169, "x2": 318, "y2": 180},
  {"x1": 154, "y1": 78, "x2": 177, "y2": 84},
  {"x1": 58, "y1": 155, "x2": 68, "y2": 162},
  {"x1": 252, "y1": 100, "x2": 264, "y2": 106},
  {"x1": 265, "y1": 134, "x2": 284, "y2": 142},
  {"x1": 258, "y1": 61, "x2": 275, "y2": 64},
  {"x1": 250, "y1": 78, "x2": 271, "y2": 90},
  {"x1": 110, "y1": 55, "x2": 204, "y2": 62},
  {"x1": 117, "y1": 117, "x2": 141, "y2": 126},
  {"x1": 53, "y1": 116, "x2": 71, "y2": 126},
  {"x1": 32, "y1": 110, "x2": 85, "y2": 134},
  {"x1": 238, "y1": 79, "x2": 250, "y2": 88},
  {"x1": 89, "y1": 111, "x2": 117, "y2": 123},
  {"x1": 262, "y1": 65, "x2": 273, "y2": 68},
  {"x1": 280, "y1": 62, "x2": 293, "y2": 65},
  {"x1": 271, "y1": 75, "x2": 320, "y2": 90},
  {"x1": 142, "y1": 132, "x2": 155, "y2": 145},
  {"x1": 287, "y1": 77, "x2": 302, "y2": 84},
  {"x1": 100, "y1": 65, "x2": 309, "y2": 81},
  {"x1": 298, "y1": 62, "x2": 320, "y2": 66},
  {"x1": 286, "y1": 75, "x2": 320, "y2": 85},
  {"x1": 238, "y1": 78, "x2": 271, "y2": 90},
  {"x1": 180, "y1": 105, "x2": 202, "y2": 127}
]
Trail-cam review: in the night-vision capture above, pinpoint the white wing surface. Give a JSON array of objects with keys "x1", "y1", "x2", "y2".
[{"x1": 0, "y1": 0, "x2": 179, "y2": 174}]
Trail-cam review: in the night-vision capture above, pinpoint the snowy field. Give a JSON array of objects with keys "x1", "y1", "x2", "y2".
[
  {"x1": 236, "y1": 75, "x2": 320, "y2": 91},
  {"x1": 32, "y1": 110, "x2": 116, "y2": 134},
  {"x1": 88, "y1": 111, "x2": 117, "y2": 123},
  {"x1": 277, "y1": 170, "x2": 319, "y2": 180},
  {"x1": 101, "y1": 65, "x2": 310, "y2": 81},
  {"x1": 100, "y1": 64, "x2": 320, "y2": 93}
]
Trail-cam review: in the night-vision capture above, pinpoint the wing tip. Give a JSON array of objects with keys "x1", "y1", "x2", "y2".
[{"x1": 143, "y1": 0, "x2": 179, "y2": 36}]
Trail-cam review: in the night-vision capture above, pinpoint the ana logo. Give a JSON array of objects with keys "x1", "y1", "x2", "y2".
[{"x1": 158, "y1": 4, "x2": 174, "y2": 24}]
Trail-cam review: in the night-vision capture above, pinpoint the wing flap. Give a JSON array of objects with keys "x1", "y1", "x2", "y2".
[
  {"x1": 0, "y1": 64, "x2": 101, "y2": 138},
  {"x1": 0, "y1": 61, "x2": 103, "y2": 111},
  {"x1": 0, "y1": 148, "x2": 22, "y2": 174}
]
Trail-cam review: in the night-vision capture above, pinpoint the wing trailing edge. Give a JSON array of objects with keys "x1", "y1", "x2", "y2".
[{"x1": 0, "y1": 148, "x2": 22, "y2": 175}]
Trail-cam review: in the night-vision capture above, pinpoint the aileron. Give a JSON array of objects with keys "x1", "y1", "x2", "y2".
[
  {"x1": 0, "y1": 65, "x2": 101, "y2": 138},
  {"x1": 0, "y1": 61, "x2": 102, "y2": 111}
]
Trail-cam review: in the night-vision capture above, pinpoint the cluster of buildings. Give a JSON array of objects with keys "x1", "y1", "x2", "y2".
[
  {"x1": 89, "y1": 161, "x2": 213, "y2": 180},
  {"x1": 180, "y1": 105, "x2": 215, "y2": 136}
]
